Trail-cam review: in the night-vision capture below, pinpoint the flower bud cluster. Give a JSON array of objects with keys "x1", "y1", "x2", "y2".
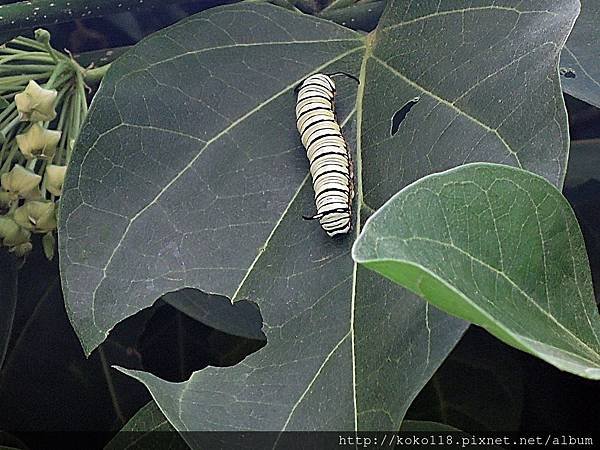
[{"x1": 0, "y1": 29, "x2": 96, "y2": 260}]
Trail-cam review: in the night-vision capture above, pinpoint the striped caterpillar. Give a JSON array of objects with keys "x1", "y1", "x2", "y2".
[{"x1": 295, "y1": 73, "x2": 358, "y2": 237}]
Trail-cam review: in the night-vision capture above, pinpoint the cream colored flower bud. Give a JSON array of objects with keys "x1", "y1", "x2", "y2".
[
  {"x1": 1, "y1": 164, "x2": 42, "y2": 199},
  {"x1": 14, "y1": 200, "x2": 57, "y2": 233},
  {"x1": 0, "y1": 216, "x2": 19, "y2": 240},
  {"x1": 10, "y1": 241, "x2": 33, "y2": 257},
  {"x1": 45, "y1": 164, "x2": 67, "y2": 196},
  {"x1": 42, "y1": 231, "x2": 55, "y2": 260},
  {"x1": 15, "y1": 80, "x2": 58, "y2": 122},
  {"x1": 35, "y1": 29, "x2": 51, "y2": 45},
  {"x1": 16, "y1": 123, "x2": 61, "y2": 160},
  {"x1": 0, "y1": 216, "x2": 31, "y2": 247},
  {"x1": 21, "y1": 186, "x2": 43, "y2": 201}
]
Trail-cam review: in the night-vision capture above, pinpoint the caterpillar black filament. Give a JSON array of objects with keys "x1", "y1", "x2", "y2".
[{"x1": 295, "y1": 73, "x2": 355, "y2": 237}]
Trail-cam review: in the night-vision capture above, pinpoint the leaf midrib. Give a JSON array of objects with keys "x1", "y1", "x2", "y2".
[
  {"x1": 349, "y1": 30, "x2": 374, "y2": 432},
  {"x1": 236, "y1": 30, "x2": 376, "y2": 433}
]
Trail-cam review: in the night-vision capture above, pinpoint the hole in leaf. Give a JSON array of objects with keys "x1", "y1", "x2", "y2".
[
  {"x1": 135, "y1": 288, "x2": 266, "y2": 382},
  {"x1": 560, "y1": 67, "x2": 577, "y2": 79},
  {"x1": 390, "y1": 97, "x2": 420, "y2": 136}
]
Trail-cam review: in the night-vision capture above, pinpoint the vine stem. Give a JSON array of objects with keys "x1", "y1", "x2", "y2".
[{"x1": 0, "y1": 0, "x2": 194, "y2": 33}]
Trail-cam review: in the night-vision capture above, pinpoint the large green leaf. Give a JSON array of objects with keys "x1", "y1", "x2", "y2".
[
  {"x1": 59, "y1": 0, "x2": 579, "y2": 435},
  {"x1": 560, "y1": 0, "x2": 600, "y2": 108},
  {"x1": 353, "y1": 163, "x2": 600, "y2": 378}
]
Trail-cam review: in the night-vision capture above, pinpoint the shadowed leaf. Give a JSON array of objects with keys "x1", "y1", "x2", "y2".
[{"x1": 560, "y1": 0, "x2": 600, "y2": 108}]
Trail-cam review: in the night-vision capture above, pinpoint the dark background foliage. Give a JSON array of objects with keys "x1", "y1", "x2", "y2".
[{"x1": 0, "y1": 1, "x2": 598, "y2": 448}]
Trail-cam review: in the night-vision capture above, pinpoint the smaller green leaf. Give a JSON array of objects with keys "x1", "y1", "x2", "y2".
[
  {"x1": 353, "y1": 163, "x2": 600, "y2": 379},
  {"x1": 162, "y1": 288, "x2": 266, "y2": 341}
]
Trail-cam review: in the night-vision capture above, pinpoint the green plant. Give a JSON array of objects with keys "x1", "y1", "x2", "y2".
[{"x1": 1, "y1": 0, "x2": 599, "y2": 446}]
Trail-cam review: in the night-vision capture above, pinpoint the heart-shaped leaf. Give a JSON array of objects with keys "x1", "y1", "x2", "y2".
[
  {"x1": 353, "y1": 163, "x2": 600, "y2": 379},
  {"x1": 59, "y1": 0, "x2": 579, "y2": 434}
]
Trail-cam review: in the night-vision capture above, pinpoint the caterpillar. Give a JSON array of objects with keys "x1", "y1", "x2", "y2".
[{"x1": 295, "y1": 72, "x2": 358, "y2": 237}]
